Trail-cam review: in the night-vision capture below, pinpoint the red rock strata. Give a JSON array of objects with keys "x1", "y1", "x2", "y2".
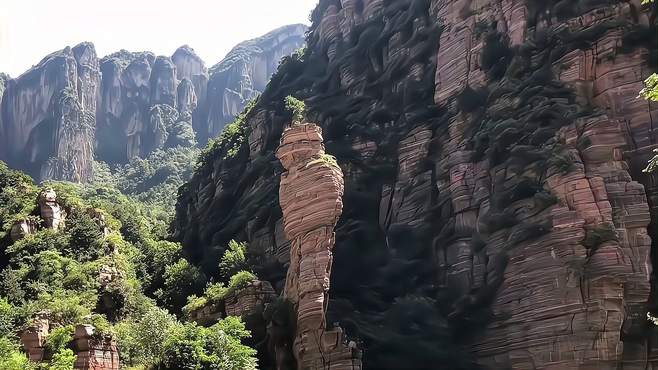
[{"x1": 277, "y1": 123, "x2": 361, "y2": 370}]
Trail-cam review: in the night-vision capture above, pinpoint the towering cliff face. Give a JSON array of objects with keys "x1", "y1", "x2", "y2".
[
  {"x1": 204, "y1": 24, "x2": 307, "y2": 143},
  {"x1": 95, "y1": 49, "x2": 195, "y2": 163},
  {"x1": 0, "y1": 43, "x2": 99, "y2": 182},
  {"x1": 176, "y1": 0, "x2": 657, "y2": 368},
  {"x1": 0, "y1": 25, "x2": 307, "y2": 181}
]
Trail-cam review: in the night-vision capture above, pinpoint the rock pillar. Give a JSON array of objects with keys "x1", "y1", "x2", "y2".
[{"x1": 276, "y1": 123, "x2": 361, "y2": 370}]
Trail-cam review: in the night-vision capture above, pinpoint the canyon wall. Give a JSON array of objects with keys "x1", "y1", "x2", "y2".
[
  {"x1": 176, "y1": 0, "x2": 657, "y2": 369},
  {"x1": 0, "y1": 24, "x2": 307, "y2": 181}
]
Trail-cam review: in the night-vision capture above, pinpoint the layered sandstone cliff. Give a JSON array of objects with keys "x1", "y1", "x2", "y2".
[{"x1": 176, "y1": 0, "x2": 657, "y2": 369}]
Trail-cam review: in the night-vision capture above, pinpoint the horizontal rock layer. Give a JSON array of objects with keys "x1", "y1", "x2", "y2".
[
  {"x1": 174, "y1": 0, "x2": 657, "y2": 369},
  {"x1": 277, "y1": 123, "x2": 360, "y2": 370}
]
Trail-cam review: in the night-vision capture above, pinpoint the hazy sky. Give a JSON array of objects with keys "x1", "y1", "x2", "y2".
[{"x1": 0, "y1": 0, "x2": 318, "y2": 77}]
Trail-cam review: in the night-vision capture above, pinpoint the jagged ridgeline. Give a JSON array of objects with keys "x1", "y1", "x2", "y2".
[
  {"x1": 0, "y1": 24, "x2": 307, "y2": 184},
  {"x1": 177, "y1": 0, "x2": 657, "y2": 369}
]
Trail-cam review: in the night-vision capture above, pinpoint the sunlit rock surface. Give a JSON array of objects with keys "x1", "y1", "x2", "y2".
[
  {"x1": 277, "y1": 123, "x2": 361, "y2": 369},
  {"x1": 0, "y1": 43, "x2": 99, "y2": 182},
  {"x1": 175, "y1": 0, "x2": 657, "y2": 368}
]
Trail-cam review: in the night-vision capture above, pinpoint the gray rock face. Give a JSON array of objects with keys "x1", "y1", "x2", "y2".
[
  {"x1": 204, "y1": 24, "x2": 307, "y2": 142},
  {"x1": 96, "y1": 50, "x2": 177, "y2": 163},
  {"x1": 0, "y1": 42, "x2": 99, "y2": 182},
  {"x1": 0, "y1": 24, "x2": 307, "y2": 181},
  {"x1": 172, "y1": 45, "x2": 208, "y2": 137}
]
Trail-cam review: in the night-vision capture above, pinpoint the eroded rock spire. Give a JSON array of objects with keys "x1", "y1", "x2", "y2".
[{"x1": 277, "y1": 122, "x2": 361, "y2": 370}]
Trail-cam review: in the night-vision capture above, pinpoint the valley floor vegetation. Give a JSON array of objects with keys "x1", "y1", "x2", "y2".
[{"x1": 0, "y1": 161, "x2": 258, "y2": 370}]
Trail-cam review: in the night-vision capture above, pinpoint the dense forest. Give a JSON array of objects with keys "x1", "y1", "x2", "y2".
[{"x1": 0, "y1": 158, "x2": 260, "y2": 369}]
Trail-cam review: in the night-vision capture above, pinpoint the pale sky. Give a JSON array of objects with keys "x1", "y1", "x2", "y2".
[{"x1": 0, "y1": 0, "x2": 318, "y2": 77}]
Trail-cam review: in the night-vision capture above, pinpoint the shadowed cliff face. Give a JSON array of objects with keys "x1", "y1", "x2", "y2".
[
  {"x1": 0, "y1": 24, "x2": 307, "y2": 181},
  {"x1": 175, "y1": 0, "x2": 657, "y2": 368},
  {"x1": 0, "y1": 43, "x2": 99, "y2": 183}
]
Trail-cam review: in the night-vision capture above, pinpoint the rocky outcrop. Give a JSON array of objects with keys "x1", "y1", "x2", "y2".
[
  {"x1": 204, "y1": 24, "x2": 307, "y2": 142},
  {"x1": 72, "y1": 325, "x2": 120, "y2": 370},
  {"x1": 20, "y1": 315, "x2": 49, "y2": 362},
  {"x1": 172, "y1": 45, "x2": 208, "y2": 137},
  {"x1": 276, "y1": 123, "x2": 360, "y2": 370},
  {"x1": 225, "y1": 280, "x2": 276, "y2": 317},
  {"x1": 187, "y1": 302, "x2": 224, "y2": 327},
  {"x1": 39, "y1": 188, "x2": 64, "y2": 231},
  {"x1": 96, "y1": 50, "x2": 192, "y2": 163},
  {"x1": 0, "y1": 43, "x2": 99, "y2": 182},
  {"x1": 175, "y1": 0, "x2": 657, "y2": 369},
  {"x1": 20, "y1": 321, "x2": 119, "y2": 370},
  {"x1": 10, "y1": 218, "x2": 38, "y2": 241}
]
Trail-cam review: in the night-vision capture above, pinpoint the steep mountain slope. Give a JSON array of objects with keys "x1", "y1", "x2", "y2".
[
  {"x1": 204, "y1": 24, "x2": 307, "y2": 143},
  {"x1": 175, "y1": 0, "x2": 658, "y2": 369},
  {"x1": 0, "y1": 24, "x2": 307, "y2": 182}
]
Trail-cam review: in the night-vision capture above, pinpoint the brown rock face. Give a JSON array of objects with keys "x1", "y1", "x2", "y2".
[
  {"x1": 430, "y1": 1, "x2": 657, "y2": 369},
  {"x1": 20, "y1": 315, "x2": 49, "y2": 362},
  {"x1": 276, "y1": 123, "x2": 361, "y2": 370},
  {"x1": 20, "y1": 321, "x2": 119, "y2": 370},
  {"x1": 175, "y1": 0, "x2": 657, "y2": 368},
  {"x1": 72, "y1": 325, "x2": 119, "y2": 370},
  {"x1": 225, "y1": 280, "x2": 276, "y2": 317}
]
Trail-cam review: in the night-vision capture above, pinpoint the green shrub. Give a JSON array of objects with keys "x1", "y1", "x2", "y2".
[
  {"x1": 160, "y1": 319, "x2": 257, "y2": 370},
  {"x1": 583, "y1": 224, "x2": 617, "y2": 251},
  {"x1": 204, "y1": 283, "x2": 228, "y2": 303},
  {"x1": 66, "y1": 208, "x2": 108, "y2": 261},
  {"x1": 182, "y1": 295, "x2": 208, "y2": 315},
  {"x1": 306, "y1": 154, "x2": 339, "y2": 169},
  {"x1": 34, "y1": 291, "x2": 93, "y2": 326},
  {"x1": 158, "y1": 259, "x2": 206, "y2": 313},
  {"x1": 285, "y1": 95, "x2": 306, "y2": 123},
  {"x1": 6, "y1": 229, "x2": 69, "y2": 260},
  {"x1": 641, "y1": 73, "x2": 658, "y2": 101},
  {"x1": 0, "y1": 337, "x2": 33, "y2": 370},
  {"x1": 219, "y1": 240, "x2": 248, "y2": 280},
  {"x1": 115, "y1": 306, "x2": 179, "y2": 367},
  {"x1": 227, "y1": 271, "x2": 256, "y2": 293},
  {"x1": 197, "y1": 99, "x2": 257, "y2": 165},
  {"x1": 0, "y1": 298, "x2": 16, "y2": 338},
  {"x1": 48, "y1": 348, "x2": 76, "y2": 370},
  {"x1": 45, "y1": 325, "x2": 74, "y2": 354}
]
